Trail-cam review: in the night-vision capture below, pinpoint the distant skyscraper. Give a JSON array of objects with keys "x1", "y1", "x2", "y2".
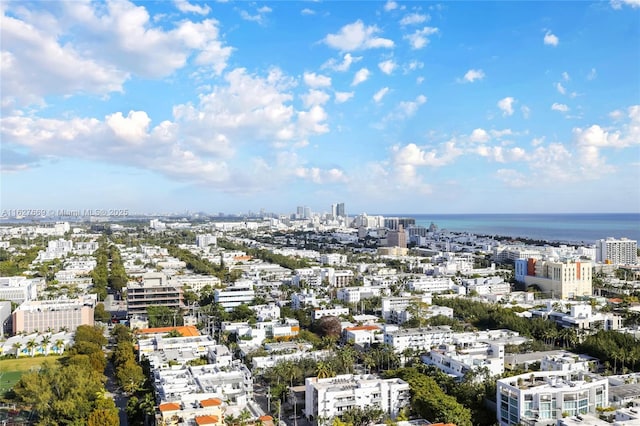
[
  {"x1": 596, "y1": 238, "x2": 638, "y2": 265},
  {"x1": 336, "y1": 203, "x2": 345, "y2": 218}
]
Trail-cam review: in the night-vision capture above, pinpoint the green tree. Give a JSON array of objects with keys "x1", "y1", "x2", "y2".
[{"x1": 94, "y1": 303, "x2": 112, "y2": 323}]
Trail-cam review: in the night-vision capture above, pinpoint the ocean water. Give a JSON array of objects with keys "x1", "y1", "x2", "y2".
[{"x1": 383, "y1": 213, "x2": 640, "y2": 245}]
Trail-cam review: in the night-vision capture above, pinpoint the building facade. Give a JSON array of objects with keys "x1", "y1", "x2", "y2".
[
  {"x1": 304, "y1": 374, "x2": 410, "y2": 421},
  {"x1": 496, "y1": 371, "x2": 608, "y2": 426},
  {"x1": 596, "y1": 238, "x2": 638, "y2": 265}
]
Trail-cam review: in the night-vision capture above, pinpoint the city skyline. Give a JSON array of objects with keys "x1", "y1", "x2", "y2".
[{"x1": 1, "y1": 1, "x2": 640, "y2": 214}]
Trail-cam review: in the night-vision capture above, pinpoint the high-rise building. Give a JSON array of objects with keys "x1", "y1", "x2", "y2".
[
  {"x1": 596, "y1": 237, "x2": 637, "y2": 265},
  {"x1": 514, "y1": 259, "x2": 592, "y2": 299},
  {"x1": 336, "y1": 202, "x2": 345, "y2": 218},
  {"x1": 387, "y1": 225, "x2": 407, "y2": 248}
]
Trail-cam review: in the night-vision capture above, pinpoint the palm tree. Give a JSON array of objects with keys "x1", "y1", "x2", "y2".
[
  {"x1": 40, "y1": 335, "x2": 52, "y2": 355},
  {"x1": 316, "y1": 361, "x2": 335, "y2": 379},
  {"x1": 238, "y1": 409, "x2": 252, "y2": 426},
  {"x1": 225, "y1": 414, "x2": 238, "y2": 426},
  {"x1": 26, "y1": 339, "x2": 37, "y2": 357},
  {"x1": 12, "y1": 342, "x2": 22, "y2": 358},
  {"x1": 54, "y1": 339, "x2": 65, "y2": 354}
]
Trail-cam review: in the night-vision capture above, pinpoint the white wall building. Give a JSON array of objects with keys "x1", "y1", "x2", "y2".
[
  {"x1": 496, "y1": 371, "x2": 608, "y2": 426},
  {"x1": 304, "y1": 374, "x2": 410, "y2": 421},
  {"x1": 214, "y1": 282, "x2": 255, "y2": 311},
  {"x1": 421, "y1": 342, "x2": 505, "y2": 380},
  {"x1": 383, "y1": 326, "x2": 454, "y2": 353},
  {"x1": 312, "y1": 306, "x2": 350, "y2": 321},
  {"x1": 596, "y1": 238, "x2": 638, "y2": 265},
  {"x1": 0, "y1": 276, "x2": 39, "y2": 303},
  {"x1": 406, "y1": 277, "x2": 454, "y2": 293}
]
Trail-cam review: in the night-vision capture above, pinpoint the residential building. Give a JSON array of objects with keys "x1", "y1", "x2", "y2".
[
  {"x1": 406, "y1": 277, "x2": 454, "y2": 294},
  {"x1": 387, "y1": 225, "x2": 407, "y2": 248},
  {"x1": 383, "y1": 326, "x2": 454, "y2": 353},
  {"x1": 381, "y1": 295, "x2": 433, "y2": 323},
  {"x1": 304, "y1": 374, "x2": 410, "y2": 421},
  {"x1": 515, "y1": 259, "x2": 592, "y2": 299},
  {"x1": 0, "y1": 276, "x2": 39, "y2": 303},
  {"x1": 421, "y1": 342, "x2": 505, "y2": 380},
  {"x1": 12, "y1": 295, "x2": 96, "y2": 334},
  {"x1": 496, "y1": 371, "x2": 608, "y2": 426},
  {"x1": 213, "y1": 282, "x2": 255, "y2": 310},
  {"x1": 337, "y1": 286, "x2": 386, "y2": 304},
  {"x1": 596, "y1": 238, "x2": 638, "y2": 265},
  {"x1": 196, "y1": 234, "x2": 217, "y2": 248},
  {"x1": 312, "y1": 306, "x2": 349, "y2": 321},
  {"x1": 531, "y1": 303, "x2": 622, "y2": 331},
  {"x1": 126, "y1": 272, "x2": 183, "y2": 316}
]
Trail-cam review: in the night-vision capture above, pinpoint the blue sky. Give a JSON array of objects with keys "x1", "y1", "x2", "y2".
[{"x1": 1, "y1": 0, "x2": 639, "y2": 216}]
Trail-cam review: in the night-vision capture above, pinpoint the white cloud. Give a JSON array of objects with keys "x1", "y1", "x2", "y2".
[
  {"x1": 294, "y1": 167, "x2": 347, "y2": 184},
  {"x1": 351, "y1": 68, "x2": 370, "y2": 86},
  {"x1": 469, "y1": 128, "x2": 490, "y2": 143},
  {"x1": 611, "y1": 0, "x2": 640, "y2": 9},
  {"x1": 573, "y1": 106, "x2": 639, "y2": 149},
  {"x1": 240, "y1": 6, "x2": 272, "y2": 24},
  {"x1": 461, "y1": 69, "x2": 485, "y2": 83},
  {"x1": 562, "y1": 72, "x2": 570, "y2": 81},
  {"x1": 587, "y1": 68, "x2": 598, "y2": 80},
  {"x1": 301, "y1": 90, "x2": 330, "y2": 108},
  {"x1": 1, "y1": 66, "x2": 342, "y2": 189},
  {"x1": 544, "y1": 30, "x2": 559, "y2": 46},
  {"x1": 321, "y1": 53, "x2": 362, "y2": 72},
  {"x1": 303, "y1": 72, "x2": 332, "y2": 88},
  {"x1": 392, "y1": 140, "x2": 462, "y2": 167},
  {"x1": 378, "y1": 59, "x2": 397, "y2": 75},
  {"x1": 301, "y1": 8, "x2": 315, "y2": 15},
  {"x1": 324, "y1": 20, "x2": 394, "y2": 51},
  {"x1": 404, "y1": 60, "x2": 424, "y2": 73},
  {"x1": 490, "y1": 129, "x2": 513, "y2": 138},
  {"x1": 106, "y1": 110, "x2": 151, "y2": 143},
  {"x1": 556, "y1": 82, "x2": 566, "y2": 95},
  {"x1": 551, "y1": 103, "x2": 569, "y2": 112},
  {"x1": 1, "y1": 0, "x2": 235, "y2": 108},
  {"x1": 384, "y1": 1, "x2": 398, "y2": 11},
  {"x1": 416, "y1": 76, "x2": 424, "y2": 85},
  {"x1": 397, "y1": 95, "x2": 427, "y2": 117},
  {"x1": 495, "y1": 169, "x2": 528, "y2": 187},
  {"x1": 497, "y1": 97, "x2": 515, "y2": 116},
  {"x1": 334, "y1": 91, "x2": 354, "y2": 103},
  {"x1": 373, "y1": 87, "x2": 390, "y2": 103},
  {"x1": 400, "y1": 13, "x2": 429, "y2": 26},
  {"x1": 174, "y1": 0, "x2": 210, "y2": 15},
  {"x1": 521, "y1": 105, "x2": 531, "y2": 119},
  {"x1": 404, "y1": 26, "x2": 438, "y2": 49}
]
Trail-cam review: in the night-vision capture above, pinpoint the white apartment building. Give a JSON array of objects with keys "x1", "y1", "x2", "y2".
[
  {"x1": 406, "y1": 277, "x2": 454, "y2": 293},
  {"x1": 497, "y1": 371, "x2": 608, "y2": 426},
  {"x1": 319, "y1": 253, "x2": 347, "y2": 266},
  {"x1": 421, "y1": 342, "x2": 505, "y2": 380},
  {"x1": 540, "y1": 353, "x2": 596, "y2": 373},
  {"x1": 12, "y1": 295, "x2": 96, "y2": 334},
  {"x1": 138, "y1": 334, "x2": 218, "y2": 367},
  {"x1": 154, "y1": 362, "x2": 253, "y2": 408},
  {"x1": 171, "y1": 275, "x2": 221, "y2": 295},
  {"x1": 383, "y1": 326, "x2": 454, "y2": 353},
  {"x1": 343, "y1": 325, "x2": 383, "y2": 347},
  {"x1": 73, "y1": 241, "x2": 99, "y2": 255},
  {"x1": 250, "y1": 304, "x2": 281, "y2": 321},
  {"x1": 312, "y1": 306, "x2": 350, "y2": 321},
  {"x1": 291, "y1": 290, "x2": 324, "y2": 309},
  {"x1": 336, "y1": 286, "x2": 386, "y2": 304},
  {"x1": 515, "y1": 259, "x2": 592, "y2": 299},
  {"x1": 381, "y1": 295, "x2": 432, "y2": 323},
  {"x1": 304, "y1": 374, "x2": 411, "y2": 421},
  {"x1": 63, "y1": 258, "x2": 97, "y2": 273},
  {"x1": 0, "y1": 276, "x2": 39, "y2": 303},
  {"x1": 293, "y1": 267, "x2": 324, "y2": 287},
  {"x1": 596, "y1": 238, "x2": 638, "y2": 265},
  {"x1": 196, "y1": 234, "x2": 217, "y2": 248},
  {"x1": 35, "y1": 238, "x2": 73, "y2": 262},
  {"x1": 531, "y1": 303, "x2": 623, "y2": 331},
  {"x1": 214, "y1": 282, "x2": 255, "y2": 311}
]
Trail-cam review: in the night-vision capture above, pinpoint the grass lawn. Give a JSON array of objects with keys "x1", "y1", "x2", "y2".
[{"x1": 0, "y1": 356, "x2": 60, "y2": 397}]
